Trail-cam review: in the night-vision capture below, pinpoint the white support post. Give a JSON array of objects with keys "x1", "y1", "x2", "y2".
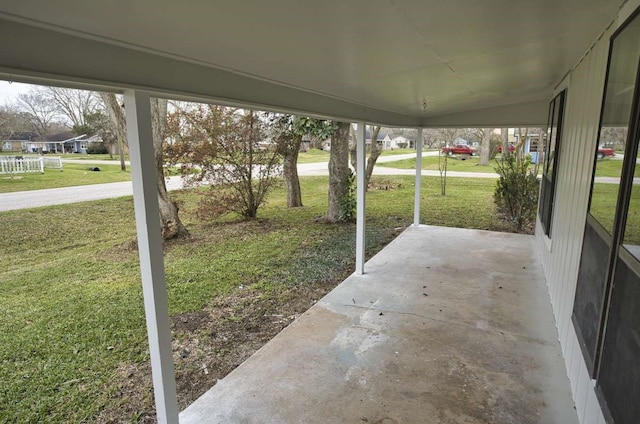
[
  {"x1": 356, "y1": 122, "x2": 366, "y2": 275},
  {"x1": 413, "y1": 128, "x2": 423, "y2": 226},
  {"x1": 124, "y1": 90, "x2": 179, "y2": 424}
]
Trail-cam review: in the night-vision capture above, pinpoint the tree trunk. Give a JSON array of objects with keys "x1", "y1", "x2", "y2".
[
  {"x1": 349, "y1": 125, "x2": 357, "y2": 170},
  {"x1": 365, "y1": 126, "x2": 382, "y2": 189},
  {"x1": 501, "y1": 128, "x2": 509, "y2": 159},
  {"x1": 99, "y1": 93, "x2": 128, "y2": 171},
  {"x1": 282, "y1": 133, "x2": 303, "y2": 207},
  {"x1": 327, "y1": 121, "x2": 351, "y2": 223},
  {"x1": 479, "y1": 128, "x2": 491, "y2": 166},
  {"x1": 151, "y1": 98, "x2": 189, "y2": 240}
]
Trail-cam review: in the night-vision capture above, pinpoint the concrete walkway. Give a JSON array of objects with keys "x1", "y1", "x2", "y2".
[{"x1": 180, "y1": 225, "x2": 577, "y2": 424}]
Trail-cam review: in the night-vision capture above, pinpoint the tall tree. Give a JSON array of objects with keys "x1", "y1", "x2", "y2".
[
  {"x1": 327, "y1": 121, "x2": 352, "y2": 222},
  {"x1": 99, "y1": 93, "x2": 128, "y2": 171},
  {"x1": 501, "y1": 128, "x2": 510, "y2": 158},
  {"x1": 271, "y1": 116, "x2": 334, "y2": 208},
  {"x1": 45, "y1": 87, "x2": 100, "y2": 130},
  {"x1": 151, "y1": 98, "x2": 189, "y2": 239},
  {"x1": 479, "y1": 128, "x2": 492, "y2": 166},
  {"x1": 17, "y1": 88, "x2": 60, "y2": 137},
  {"x1": 349, "y1": 125, "x2": 382, "y2": 191},
  {"x1": 0, "y1": 105, "x2": 31, "y2": 138}
]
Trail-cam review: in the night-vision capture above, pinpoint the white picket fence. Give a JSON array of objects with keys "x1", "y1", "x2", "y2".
[
  {"x1": 0, "y1": 157, "x2": 44, "y2": 174},
  {"x1": 43, "y1": 156, "x2": 63, "y2": 170}
]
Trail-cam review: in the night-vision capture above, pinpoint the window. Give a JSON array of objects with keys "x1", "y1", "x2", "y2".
[
  {"x1": 538, "y1": 90, "x2": 567, "y2": 237},
  {"x1": 573, "y1": 8, "x2": 640, "y2": 423}
]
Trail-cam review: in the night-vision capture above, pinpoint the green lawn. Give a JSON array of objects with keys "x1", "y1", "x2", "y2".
[
  {"x1": 297, "y1": 148, "x2": 330, "y2": 163},
  {"x1": 0, "y1": 164, "x2": 131, "y2": 193},
  {"x1": 0, "y1": 153, "x2": 120, "y2": 161},
  {"x1": 0, "y1": 175, "x2": 506, "y2": 422},
  {"x1": 590, "y1": 181, "x2": 640, "y2": 245},
  {"x1": 380, "y1": 148, "x2": 417, "y2": 156},
  {"x1": 593, "y1": 157, "x2": 640, "y2": 177},
  {"x1": 380, "y1": 155, "x2": 499, "y2": 173}
]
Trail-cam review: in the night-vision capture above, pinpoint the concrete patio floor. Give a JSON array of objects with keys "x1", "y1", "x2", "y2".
[{"x1": 180, "y1": 225, "x2": 577, "y2": 424}]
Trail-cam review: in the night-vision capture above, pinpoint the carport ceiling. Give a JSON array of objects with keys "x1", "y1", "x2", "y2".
[{"x1": 0, "y1": 0, "x2": 623, "y2": 126}]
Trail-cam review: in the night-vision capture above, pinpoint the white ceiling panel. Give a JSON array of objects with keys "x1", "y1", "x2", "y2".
[{"x1": 0, "y1": 0, "x2": 624, "y2": 125}]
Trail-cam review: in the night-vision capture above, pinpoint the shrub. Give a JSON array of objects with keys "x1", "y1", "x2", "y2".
[
  {"x1": 494, "y1": 155, "x2": 539, "y2": 232},
  {"x1": 86, "y1": 143, "x2": 108, "y2": 154},
  {"x1": 339, "y1": 170, "x2": 357, "y2": 222}
]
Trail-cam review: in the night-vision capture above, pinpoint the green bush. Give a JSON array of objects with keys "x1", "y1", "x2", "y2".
[
  {"x1": 494, "y1": 155, "x2": 539, "y2": 232},
  {"x1": 339, "y1": 170, "x2": 357, "y2": 222},
  {"x1": 86, "y1": 143, "x2": 109, "y2": 154}
]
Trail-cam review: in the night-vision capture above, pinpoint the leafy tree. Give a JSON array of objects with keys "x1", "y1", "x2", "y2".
[
  {"x1": 270, "y1": 115, "x2": 335, "y2": 207},
  {"x1": 166, "y1": 104, "x2": 281, "y2": 220},
  {"x1": 72, "y1": 110, "x2": 117, "y2": 158}
]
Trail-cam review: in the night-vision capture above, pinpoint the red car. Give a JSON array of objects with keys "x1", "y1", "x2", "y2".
[
  {"x1": 442, "y1": 143, "x2": 475, "y2": 156},
  {"x1": 597, "y1": 146, "x2": 615, "y2": 159},
  {"x1": 497, "y1": 144, "x2": 516, "y2": 153}
]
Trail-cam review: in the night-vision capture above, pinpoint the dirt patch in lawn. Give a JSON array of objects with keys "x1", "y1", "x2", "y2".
[{"x1": 96, "y1": 280, "x2": 339, "y2": 423}]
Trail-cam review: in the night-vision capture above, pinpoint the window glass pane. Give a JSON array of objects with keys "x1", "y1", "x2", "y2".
[
  {"x1": 623, "y1": 132, "x2": 640, "y2": 256},
  {"x1": 546, "y1": 100, "x2": 558, "y2": 177},
  {"x1": 590, "y1": 17, "x2": 640, "y2": 234}
]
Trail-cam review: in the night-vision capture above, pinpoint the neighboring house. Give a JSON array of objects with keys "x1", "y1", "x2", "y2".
[
  {"x1": 1, "y1": 131, "x2": 38, "y2": 152},
  {"x1": 389, "y1": 135, "x2": 411, "y2": 149},
  {"x1": 25, "y1": 132, "x2": 104, "y2": 154},
  {"x1": 364, "y1": 130, "x2": 392, "y2": 149}
]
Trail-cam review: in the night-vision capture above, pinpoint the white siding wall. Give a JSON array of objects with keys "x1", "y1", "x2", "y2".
[{"x1": 535, "y1": 21, "x2": 613, "y2": 424}]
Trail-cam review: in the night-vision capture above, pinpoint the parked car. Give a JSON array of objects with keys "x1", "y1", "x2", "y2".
[
  {"x1": 442, "y1": 143, "x2": 475, "y2": 156},
  {"x1": 597, "y1": 146, "x2": 616, "y2": 159},
  {"x1": 497, "y1": 144, "x2": 516, "y2": 153}
]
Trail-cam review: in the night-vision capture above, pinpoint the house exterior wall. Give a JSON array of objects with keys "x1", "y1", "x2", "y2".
[{"x1": 536, "y1": 3, "x2": 640, "y2": 422}]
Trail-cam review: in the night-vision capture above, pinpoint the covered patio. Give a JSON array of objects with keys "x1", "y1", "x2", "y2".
[
  {"x1": 1, "y1": 0, "x2": 632, "y2": 421},
  {"x1": 180, "y1": 225, "x2": 576, "y2": 424}
]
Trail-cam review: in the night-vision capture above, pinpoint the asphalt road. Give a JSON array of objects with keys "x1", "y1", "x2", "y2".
[{"x1": 0, "y1": 151, "x2": 529, "y2": 212}]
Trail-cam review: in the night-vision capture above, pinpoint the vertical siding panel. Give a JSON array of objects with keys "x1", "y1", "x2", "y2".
[
  {"x1": 537, "y1": 23, "x2": 614, "y2": 424},
  {"x1": 575, "y1": 361, "x2": 590, "y2": 422},
  {"x1": 584, "y1": 387, "x2": 603, "y2": 424}
]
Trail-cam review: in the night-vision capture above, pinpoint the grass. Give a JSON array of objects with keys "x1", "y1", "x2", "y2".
[
  {"x1": 590, "y1": 181, "x2": 640, "y2": 245},
  {"x1": 297, "y1": 148, "x2": 330, "y2": 163},
  {"x1": 0, "y1": 164, "x2": 131, "y2": 193},
  {"x1": 593, "y1": 157, "x2": 640, "y2": 177},
  {"x1": 0, "y1": 174, "x2": 505, "y2": 422},
  {"x1": 380, "y1": 148, "x2": 416, "y2": 156},
  {"x1": 380, "y1": 155, "x2": 499, "y2": 173},
  {"x1": 0, "y1": 152, "x2": 121, "y2": 161}
]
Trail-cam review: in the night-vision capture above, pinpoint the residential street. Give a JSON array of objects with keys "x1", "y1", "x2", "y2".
[{"x1": 4, "y1": 151, "x2": 611, "y2": 212}]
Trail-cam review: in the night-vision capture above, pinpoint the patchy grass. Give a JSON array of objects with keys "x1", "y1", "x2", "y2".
[
  {"x1": 0, "y1": 175, "x2": 506, "y2": 423},
  {"x1": 0, "y1": 163, "x2": 131, "y2": 193},
  {"x1": 297, "y1": 148, "x2": 330, "y2": 163},
  {"x1": 380, "y1": 155, "x2": 497, "y2": 173},
  {"x1": 0, "y1": 153, "x2": 121, "y2": 161},
  {"x1": 380, "y1": 148, "x2": 416, "y2": 156}
]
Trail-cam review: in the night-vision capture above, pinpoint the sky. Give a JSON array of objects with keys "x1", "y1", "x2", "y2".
[{"x1": 0, "y1": 80, "x2": 36, "y2": 104}]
